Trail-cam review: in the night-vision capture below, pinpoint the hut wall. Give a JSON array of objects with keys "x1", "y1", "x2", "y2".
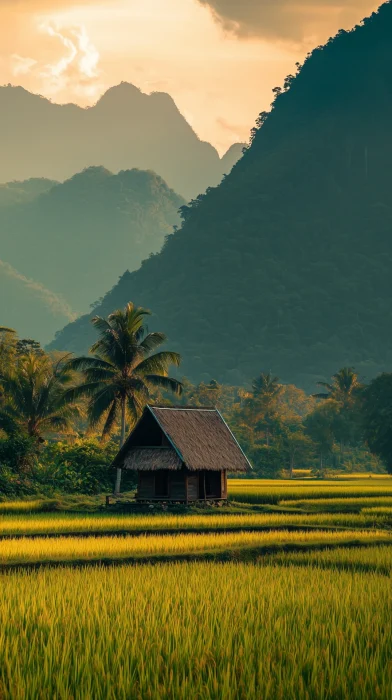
[
  {"x1": 221, "y1": 471, "x2": 228, "y2": 498},
  {"x1": 169, "y1": 471, "x2": 187, "y2": 500},
  {"x1": 187, "y1": 473, "x2": 199, "y2": 501},
  {"x1": 138, "y1": 472, "x2": 155, "y2": 499}
]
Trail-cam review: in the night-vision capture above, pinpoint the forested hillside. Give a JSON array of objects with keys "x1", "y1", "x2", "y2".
[
  {"x1": 0, "y1": 83, "x2": 243, "y2": 200},
  {"x1": 0, "y1": 167, "x2": 184, "y2": 313},
  {"x1": 0, "y1": 178, "x2": 58, "y2": 208},
  {"x1": 51, "y1": 3, "x2": 392, "y2": 390}
]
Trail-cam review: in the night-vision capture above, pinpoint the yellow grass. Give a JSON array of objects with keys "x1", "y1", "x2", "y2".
[
  {"x1": 0, "y1": 510, "x2": 388, "y2": 537},
  {"x1": 280, "y1": 496, "x2": 392, "y2": 509},
  {"x1": 0, "y1": 560, "x2": 390, "y2": 698},
  {"x1": 362, "y1": 507, "x2": 392, "y2": 515},
  {"x1": 228, "y1": 478, "x2": 392, "y2": 504},
  {"x1": 266, "y1": 544, "x2": 392, "y2": 574},
  {"x1": 0, "y1": 529, "x2": 391, "y2": 565}
]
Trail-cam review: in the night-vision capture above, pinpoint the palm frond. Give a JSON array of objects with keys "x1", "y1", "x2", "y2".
[
  {"x1": 316, "y1": 382, "x2": 334, "y2": 391},
  {"x1": 101, "y1": 400, "x2": 119, "y2": 440},
  {"x1": 63, "y1": 382, "x2": 106, "y2": 403},
  {"x1": 139, "y1": 332, "x2": 167, "y2": 355},
  {"x1": 0, "y1": 411, "x2": 19, "y2": 436},
  {"x1": 136, "y1": 351, "x2": 181, "y2": 376},
  {"x1": 65, "y1": 356, "x2": 114, "y2": 374},
  {"x1": 145, "y1": 374, "x2": 183, "y2": 396},
  {"x1": 87, "y1": 386, "x2": 119, "y2": 427}
]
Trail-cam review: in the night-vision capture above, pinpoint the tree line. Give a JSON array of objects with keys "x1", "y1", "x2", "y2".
[{"x1": 0, "y1": 303, "x2": 391, "y2": 497}]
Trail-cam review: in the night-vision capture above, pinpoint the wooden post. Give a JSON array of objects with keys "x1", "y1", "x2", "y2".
[
  {"x1": 105, "y1": 495, "x2": 110, "y2": 507},
  {"x1": 204, "y1": 471, "x2": 207, "y2": 502}
]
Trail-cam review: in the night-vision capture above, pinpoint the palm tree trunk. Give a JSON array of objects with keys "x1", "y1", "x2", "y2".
[{"x1": 114, "y1": 398, "x2": 126, "y2": 496}]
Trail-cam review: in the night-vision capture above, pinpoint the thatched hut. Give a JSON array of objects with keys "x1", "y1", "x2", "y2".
[{"x1": 112, "y1": 405, "x2": 252, "y2": 502}]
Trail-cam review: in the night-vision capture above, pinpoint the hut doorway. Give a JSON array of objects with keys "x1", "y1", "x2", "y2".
[
  {"x1": 199, "y1": 471, "x2": 222, "y2": 499},
  {"x1": 155, "y1": 470, "x2": 170, "y2": 498}
]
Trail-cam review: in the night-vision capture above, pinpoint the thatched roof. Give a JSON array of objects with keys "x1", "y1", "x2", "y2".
[
  {"x1": 113, "y1": 406, "x2": 251, "y2": 473},
  {"x1": 124, "y1": 448, "x2": 182, "y2": 471}
]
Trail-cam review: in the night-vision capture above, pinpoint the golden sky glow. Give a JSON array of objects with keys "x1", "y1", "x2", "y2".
[{"x1": 0, "y1": 0, "x2": 380, "y2": 152}]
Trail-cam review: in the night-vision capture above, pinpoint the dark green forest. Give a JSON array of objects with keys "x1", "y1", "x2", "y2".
[
  {"x1": 1, "y1": 316, "x2": 391, "y2": 498},
  {"x1": 52, "y1": 2, "x2": 392, "y2": 391}
]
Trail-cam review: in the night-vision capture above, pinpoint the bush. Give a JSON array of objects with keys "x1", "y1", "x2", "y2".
[
  {"x1": 36, "y1": 439, "x2": 123, "y2": 494},
  {"x1": 0, "y1": 435, "x2": 40, "y2": 496}
]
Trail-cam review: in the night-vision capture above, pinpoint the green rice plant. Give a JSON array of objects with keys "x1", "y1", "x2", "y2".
[
  {"x1": 0, "y1": 511, "x2": 388, "y2": 538},
  {"x1": 280, "y1": 497, "x2": 392, "y2": 511},
  {"x1": 0, "y1": 529, "x2": 390, "y2": 566},
  {"x1": 228, "y1": 478, "x2": 392, "y2": 504},
  {"x1": 0, "y1": 499, "x2": 47, "y2": 514},
  {"x1": 0, "y1": 561, "x2": 390, "y2": 699},
  {"x1": 362, "y1": 507, "x2": 392, "y2": 515},
  {"x1": 265, "y1": 544, "x2": 392, "y2": 575}
]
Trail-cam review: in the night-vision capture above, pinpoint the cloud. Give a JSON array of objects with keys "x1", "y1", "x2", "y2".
[
  {"x1": 0, "y1": 0, "x2": 108, "y2": 6},
  {"x1": 196, "y1": 0, "x2": 378, "y2": 41},
  {"x1": 11, "y1": 54, "x2": 38, "y2": 75},
  {"x1": 11, "y1": 21, "x2": 102, "y2": 98}
]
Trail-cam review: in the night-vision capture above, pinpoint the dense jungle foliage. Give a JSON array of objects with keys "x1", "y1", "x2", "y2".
[
  {"x1": 52, "y1": 2, "x2": 392, "y2": 391},
  {"x1": 1, "y1": 313, "x2": 391, "y2": 497}
]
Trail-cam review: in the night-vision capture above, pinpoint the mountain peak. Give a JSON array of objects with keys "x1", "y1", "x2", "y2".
[
  {"x1": 50, "y1": 0, "x2": 392, "y2": 388},
  {"x1": 94, "y1": 82, "x2": 145, "y2": 108},
  {"x1": 0, "y1": 81, "x2": 244, "y2": 199}
]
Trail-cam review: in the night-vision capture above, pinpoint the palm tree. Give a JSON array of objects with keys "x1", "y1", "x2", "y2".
[
  {"x1": 0, "y1": 327, "x2": 16, "y2": 377},
  {"x1": 65, "y1": 302, "x2": 182, "y2": 494},
  {"x1": 0, "y1": 352, "x2": 79, "y2": 441},
  {"x1": 252, "y1": 372, "x2": 282, "y2": 406},
  {"x1": 313, "y1": 367, "x2": 362, "y2": 463},
  {"x1": 245, "y1": 372, "x2": 282, "y2": 446},
  {"x1": 313, "y1": 367, "x2": 361, "y2": 408}
]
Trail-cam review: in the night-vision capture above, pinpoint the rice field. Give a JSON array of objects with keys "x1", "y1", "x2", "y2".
[
  {"x1": 279, "y1": 496, "x2": 392, "y2": 511},
  {"x1": 0, "y1": 529, "x2": 391, "y2": 567},
  {"x1": 0, "y1": 510, "x2": 388, "y2": 538},
  {"x1": 266, "y1": 543, "x2": 392, "y2": 575},
  {"x1": 1, "y1": 477, "x2": 392, "y2": 697},
  {"x1": 0, "y1": 558, "x2": 391, "y2": 699},
  {"x1": 228, "y1": 477, "x2": 392, "y2": 504}
]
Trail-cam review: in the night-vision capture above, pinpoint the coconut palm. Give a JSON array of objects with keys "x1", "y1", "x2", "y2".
[
  {"x1": 65, "y1": 302, "x2": 182, "y2": 494},
  {"x1": 0, "y1": 352, "x2": 79, "y2": 441},
  {"x1": 251, "y1": 372, "x2": 282, "y2": 407},
  {"x1": 245, "y1": 372, "x2": 283, "y2": 446},
  {"x1": 313, "y1": 367, "x2": 362, "y2": 407}
]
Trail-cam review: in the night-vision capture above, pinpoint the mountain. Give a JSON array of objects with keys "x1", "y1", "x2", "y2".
[
  {"x1": 50, "y1": 3, "x2": 392, "y2": 389},
  {"x1": 0, "y1": 178, "x2": 58, "y2": 209},
  {"x1": 0, "y1": 83, "x2": 243, "y2": 200},
  {"x1": 0, "y1": 166, "x2": 184, "y2": 314},
  {"x1": 0, "y1": 259, "x2": 75, "y2": 344},
  {"x1": 220, "y1": 143, "x2": 246, "y2": 174}
]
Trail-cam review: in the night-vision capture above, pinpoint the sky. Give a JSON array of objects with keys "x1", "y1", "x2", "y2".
[{"x1": 0, "y1": 0, "x2": 380, "y2": 153}]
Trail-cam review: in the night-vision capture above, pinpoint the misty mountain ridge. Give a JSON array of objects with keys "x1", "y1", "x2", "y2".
[
  {"x1": 50, "y1": 1, "x2": 392, "y2": 390},
  {"x1": 0, "y1": 166, "x2": 185, "y2": 319},
  {"x1": 0, "y1": 178, "x2": 58, "y2": 208},
  {"x1": 0, "y1": 83, "x2": 245, "y2": 200},
  {"x1": 0, "y1": 259, "x2": 75, "y2": 344}
]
